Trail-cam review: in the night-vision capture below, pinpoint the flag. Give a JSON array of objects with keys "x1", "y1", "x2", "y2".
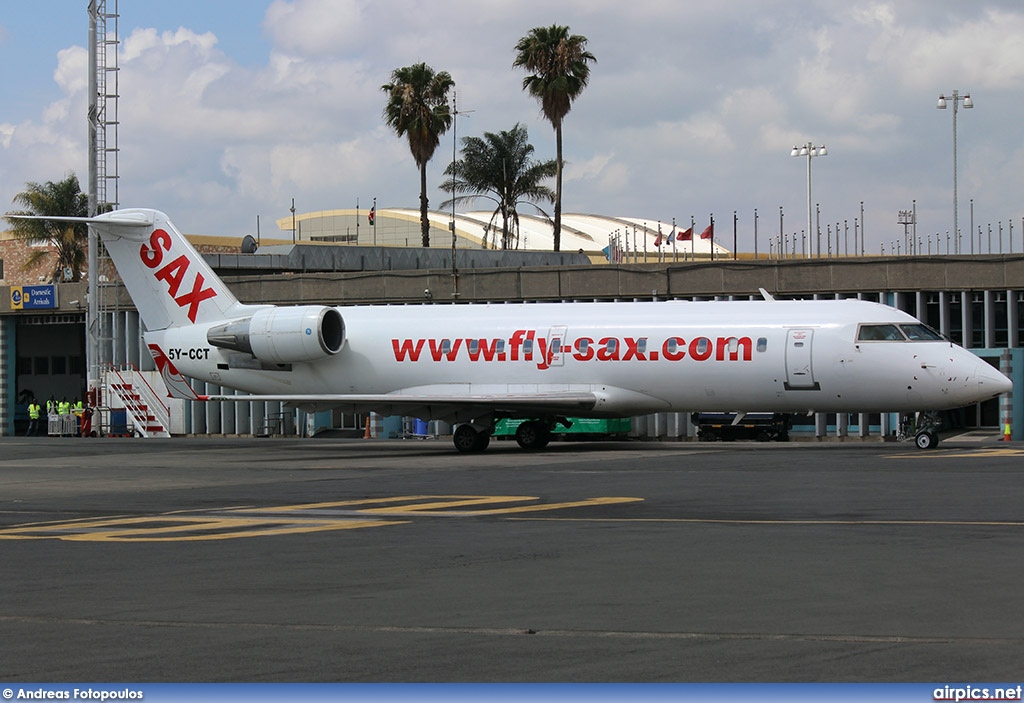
[
  {"x1": 677, "y1": 227, "x2": 693, "y2": 241},
  {"x1": 654, "y1": 233, "x2": 663, "y2": 247},
  {"x1": 368, "y1": 206, "x2": 375, "y2": 226},
  {"x1": 700, "y1": 223, "x2": 714, "y2": 240}
]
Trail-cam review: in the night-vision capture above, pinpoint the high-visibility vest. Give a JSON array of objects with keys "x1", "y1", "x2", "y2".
[
  {"x1": 74, "y1": 400, "x2": 83, "y2": 412},
  {"x1": 28, "y1": 403, "x2": 40, "y2": 420},
  {"x1": 47, "y1": 400, "x2": 57, "y2": 414},
  {"x1": 58, "y1": 401, "x2": 71, "y2": 415}
]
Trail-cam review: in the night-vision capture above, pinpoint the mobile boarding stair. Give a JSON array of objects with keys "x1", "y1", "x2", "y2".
[{"x1": 102, "y1": 363, "x2": 172, "y2": 438}]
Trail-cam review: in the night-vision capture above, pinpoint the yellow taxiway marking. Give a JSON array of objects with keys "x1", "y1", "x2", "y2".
[
  {"x1": 360, "y1": 495, "x2": 644, "y2": 516},
  {"x1": 0, "y1": 495, "x2": 642, "y2": 542},
  {"x1": 0, "y1": 514, "x2": 406, "y2": 542},
  {"x1": 884, "y1": 447, "x2": 1024, "y2": 459}
]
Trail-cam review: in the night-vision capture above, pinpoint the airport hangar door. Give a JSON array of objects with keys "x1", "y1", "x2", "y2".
[{"x1": 11, "y1": 313, "x2": 86, "y2": 434}]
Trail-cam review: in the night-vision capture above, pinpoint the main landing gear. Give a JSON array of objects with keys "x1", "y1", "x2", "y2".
[
  {"x1": 451, "y1": 417, "x2": 568, "y2": 453},
  {"x1": 452, "y1": 423, "x2": 491, "y2": 453},
  {"x1": 512, "y1": 420, "x2": 551, "y2": 451}
]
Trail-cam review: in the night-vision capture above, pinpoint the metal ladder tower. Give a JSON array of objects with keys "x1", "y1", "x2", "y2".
[{"x1": 87, "y1": 0, "x2": 121, "y2": 409}]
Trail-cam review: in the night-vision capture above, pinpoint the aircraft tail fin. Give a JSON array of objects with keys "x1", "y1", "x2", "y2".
[
  {"x1": 12, "y1": 209, "x2": 247, "y2": 331},
  {"x1": 92, "y1": 209, "x2": 247, "y2": 330}
]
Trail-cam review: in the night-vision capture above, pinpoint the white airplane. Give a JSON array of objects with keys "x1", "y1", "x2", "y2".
[{"x1": 20, "y1": 208, "x2": 1011, "y2": 451}]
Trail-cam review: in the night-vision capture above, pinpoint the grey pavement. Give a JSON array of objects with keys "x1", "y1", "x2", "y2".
[{"x1": 1, "y1": 436, "x2": 1022, "y2": 682}]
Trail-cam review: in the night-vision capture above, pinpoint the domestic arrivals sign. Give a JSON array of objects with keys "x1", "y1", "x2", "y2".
[{"x1": 10, "y1": 285, "x2": 58, "y2": 310}]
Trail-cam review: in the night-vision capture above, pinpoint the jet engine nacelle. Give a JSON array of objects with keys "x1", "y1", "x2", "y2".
[{"x1": 207, "y1": 305, "x2": 345, "y2": 364}]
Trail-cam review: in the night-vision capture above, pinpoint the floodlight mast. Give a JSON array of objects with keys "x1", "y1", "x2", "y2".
[
  {"x1": 937, "y1": 90, "x2": 973, "y2": 253},
  {"x1": 790, "y1": 142, "x2": 827, "y2": 258}
]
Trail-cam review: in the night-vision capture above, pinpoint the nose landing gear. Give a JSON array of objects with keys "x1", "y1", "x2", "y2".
[{"x1": 899, "y1": 411, "x2": 941, "y2": 449}]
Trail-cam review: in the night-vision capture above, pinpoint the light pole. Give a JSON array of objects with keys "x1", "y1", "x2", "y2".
[
  {"x1": 790, "y1": 142, "x2": 827, "y2": 258},
  {"x1": 936, "y1": 90, "x2": 972, "y2": 248}
]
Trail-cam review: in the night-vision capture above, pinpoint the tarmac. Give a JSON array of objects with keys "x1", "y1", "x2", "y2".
[{"x1": 1, "y1": 434, "x2": 1022, "y2": 682}]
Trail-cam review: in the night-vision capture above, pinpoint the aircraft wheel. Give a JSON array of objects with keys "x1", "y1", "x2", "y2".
[
  {"x1": 915, "y1": 431, "x2": 939, "y2": 450},
  {"x1": 515, "y1": 421, "x2": 550, "y2": 450},
  {"x1": 453, "y1": 424, "x2": 486, "y2": 453}
]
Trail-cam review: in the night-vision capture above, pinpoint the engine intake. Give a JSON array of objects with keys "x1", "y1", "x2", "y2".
[{"x1": 207, "y1": 306, "x2": 345, "y2": 364}]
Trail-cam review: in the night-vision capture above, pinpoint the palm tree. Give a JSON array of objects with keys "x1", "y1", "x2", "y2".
[
  {"x1": 513, "y1": 25, "x2": 596, "y2": 252},
  {"x1": 381, "y1": 62, "x2": 455, "y2": 247},
  {"x1": 4, "y1": 172, "x2": 90, "y2": 282},
  {"x1": 439, "y1": 123, "x2": 556, "y2": 250}
]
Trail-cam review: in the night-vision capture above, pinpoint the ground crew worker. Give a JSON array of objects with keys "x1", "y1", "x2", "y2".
[
  {"x1": 72, "y1": 398, "x2": 84, "y2": 436},
  {"x1": 58, "y1": 397, "x2": 70, "y2": 416},
  {"x1": 80, "y1": 404, "x2": 93, "y2": 438},
  {"x1": 26, "y1": 399, "x2": 41, "y2": 436},
  {"x1": 47, "y1": 396, "x2": 57, "y2": 417}
]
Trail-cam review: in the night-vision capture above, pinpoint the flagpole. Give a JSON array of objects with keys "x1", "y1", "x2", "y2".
[
  {"x1": 710, "y1": 214, "x2": 715, "y2": 261},
  {"x1": 671, "y1": 217, "x2": 677, "y2": 262},
  {"x1": 754, "y1": 208, "x2": 759, "y2": 260},
  {"x1": 372, "y1": 196, "x2": 377, "y2": 246},
  {"x1": 690, "y1": 215, "x2": 695, "y2": 261},
  {"x1": 356, "y1": 197, "x2": 360, "y2": 243},
  {"x1": 732, "y1": 211, "x2": 737, "y2": 260}
]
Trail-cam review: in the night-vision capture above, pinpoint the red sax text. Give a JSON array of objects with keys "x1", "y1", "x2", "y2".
[
  {"x1": 140, "y1": 228, "x2": 218, "y2": 323},
  {"x1": 391, "y1": 330, "x2": 754, "y2": 370}
]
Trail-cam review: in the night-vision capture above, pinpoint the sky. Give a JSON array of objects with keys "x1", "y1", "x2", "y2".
[{"x1": 1, "y1": 0, "x2": 1023, "y2": 255}]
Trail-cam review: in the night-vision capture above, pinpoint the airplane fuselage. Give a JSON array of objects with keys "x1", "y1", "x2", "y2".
[{"x1": 147, "y1": 298, "x2": 1000, "y2": 417}]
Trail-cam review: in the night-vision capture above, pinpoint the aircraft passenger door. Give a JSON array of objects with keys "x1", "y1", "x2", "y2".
[
  {"x1": 785, "y1": 328, "x2": 820, "y2": 390},
  {"x1": 547, "y1": 326, "x2": 568, "y2": 367}
]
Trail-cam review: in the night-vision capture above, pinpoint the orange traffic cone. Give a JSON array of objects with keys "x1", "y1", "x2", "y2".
[{"x1": 363, "y1": 417, "x2": 372, "y2": 439}]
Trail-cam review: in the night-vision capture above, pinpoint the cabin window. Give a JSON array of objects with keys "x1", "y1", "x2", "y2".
[
  {"x1": 756, "y1": 337, "x2": 768, "y2": 352},
  {"x1": 857, "y1": 324, "x2": 907, "y2": 341},
  {"x1": 468, "y1": 339, "x2": 480, "y2": 354},
  {"x1": 899, "y1": 323, "x2": 944, "y2": 341},
  {"x1": 694, "y1": 338, "x2": 709, "y2": 355}
]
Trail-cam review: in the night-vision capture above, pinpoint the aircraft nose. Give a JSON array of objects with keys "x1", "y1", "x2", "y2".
[
  {"x1": 978, "y1": 363, "x2": 1013, "y2": 395},
  {"x1": 961, "y1": 358, "x2": 1012, "y2": 402}
]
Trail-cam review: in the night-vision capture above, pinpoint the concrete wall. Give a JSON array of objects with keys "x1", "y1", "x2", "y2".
[{"x1": 216, "y1": 255, "x2": 1024, "y2": 305}]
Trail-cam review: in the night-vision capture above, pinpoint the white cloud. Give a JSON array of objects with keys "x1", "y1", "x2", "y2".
[
  {"x1": 897, "y1": 9, "x2": 1024, "y2": 90},
  {"x1": 2, "y1": 0, "x2": 1023, "y2": 248},
  {"x1": 263, "y1": 0, "x2": 366, "y2": 56}
]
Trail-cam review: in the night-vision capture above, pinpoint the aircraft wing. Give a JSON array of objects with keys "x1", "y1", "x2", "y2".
[
  {"x1": 194, "y1": 390, "x2": 600, "y2": 424},
  {"x1": 151, "y1": 340, "x2": 600, "y2": 422}
]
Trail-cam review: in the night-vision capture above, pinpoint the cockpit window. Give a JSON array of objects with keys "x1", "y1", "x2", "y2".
[
  {"x1": 899, "y1": 323, "x2": 945, "y2": 341},
  {"x1": 857, "y1": 324, "x2": 905, "y2": 341}
]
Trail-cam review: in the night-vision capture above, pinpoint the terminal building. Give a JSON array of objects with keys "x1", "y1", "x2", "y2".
[{"x1": 2, "y1": 207, "x2": 1020, "y2": 442}]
